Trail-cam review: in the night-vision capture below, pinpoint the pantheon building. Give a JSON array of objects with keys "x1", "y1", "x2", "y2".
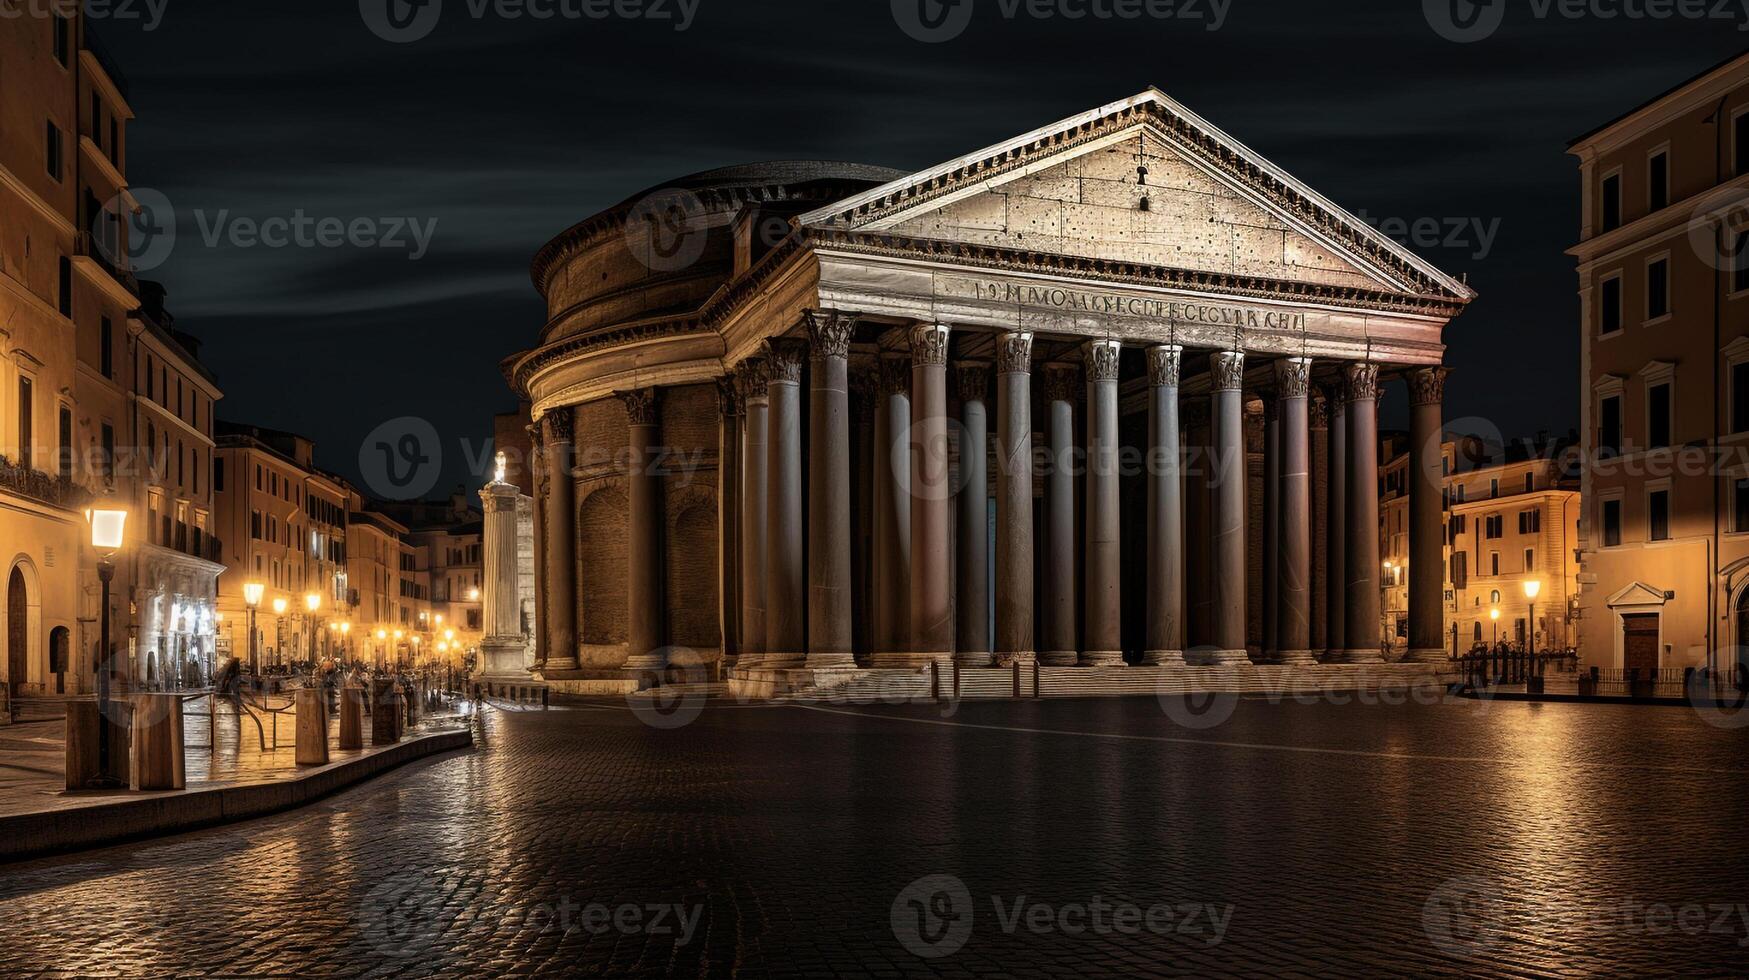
[{"x1": 505, "y1": 90, "x2": 1474, "y2": 687}]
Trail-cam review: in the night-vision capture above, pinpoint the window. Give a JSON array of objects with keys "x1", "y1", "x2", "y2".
[
  {"x1": 53, "y1": 11, "x2": 71, "y2": 65},
  {"x1": 1451, "y1": 552, "x2": 1468, "y2": 590},
  {"x1": 1524, "y1": 473, "x2": 1534, "y2": 493},
  {"x1": 1737, "y1": 479, "x2": 1749, "y2": 533},
  {"x1": 251, "y1": 511, "x2": 262, "y2": 540},
  {"x1": 1647, "y1": 257, "x2": 1670, "y2": 320},
  {"x1": 1456, "y1": 485, "x2": 1466, "y2": 503},
  {"x1": 100, "y1": 317, "x2": 113, "y2": 378},
  {"x1": 1603, "y1": 499, "x2": 1623, "y2": 547},
  {"x1": 1649, "y1": 489, "x2": 1671, "y2": 542},
  {"x1": 58, "y1": 256, "x2": 71, "y2": 317},
  {"x1": 1648, "y1": 381, "x2": 1672, "y2": 449},
  {"x1": 1600, "y1": 275, "x2": 1623, "y2": 335},
  {"x1": 1524, "y1": 548, "x2": 1536, "y2": 571},
  {"x1": 1485, "y1": 515, "x2": 1504, "y2": 539},
  {"x1": 1737, "y1": 231, "x2": 1749, "y2": 294},
  {"x1": 1490, "y1": 479, "x2": 1500, "y2": 499},
  {"x1": 1648, "y1": 150, "x2": 1669, "y2": 211},
  {"x1": 100, "y1": 423, "x2": 114, "y2": 479},
  {"x1": 1490, "y1": 553, "x2": 1501, "y2": 576},
  {"x1": 1601, "y1": 172, "x2": 1622, "y2": 231},
  {"x1": 146, "y1": 355, "x2": 155, "y2": 400},
  {"x1": 1737, "y1": 110, "x2": 1749, "y2": 178},
  {"x1": 1518, "y1": 510, "x2": 1541, "y2": 534},
  {"x1": 1600, "y1": 394, "x2": 1623, "y2": 456},
  {"x1": 17, "y1": 377, "x2": 32, "y2": 466},
  {"x1": 56, "y1": 407, "x2": 71, "y2": 479},
  {"x1": 45, "y1": 122, "x2": 63, "y2": 181}
]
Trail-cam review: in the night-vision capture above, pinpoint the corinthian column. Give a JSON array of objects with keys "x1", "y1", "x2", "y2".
[
  {"x1": 1040, "y1": 363, "x2": 1080, "y2": 666},
  {"x1": 805, "y1": 311, "x2": 856, "y2": 670},
  {"x1": 1406, "y1": 367, "x2": 1450, "y2": 663},
  {"x1": 620, "y1": 388, "x2": 666, "y2": 671},
  {"x1": 1143, "y1": 345, "x2": 1185, "y2": 666},
  {"x1": 717, "y1": 378, "x2": 741, "y2": 664},
  {"x1": 765, "y1": 338, "x2": 807, "y2": 668},
  {"x1": 954, "y1": 360, "x2": 992, "y2": 666},
  {"x1": 1275, "y1": 357, "x2": 1315, "y2": 665},
  {"x1": 1262, "y1": 394, "x2": 1280, "y2": 660},
  {"x1": 1324, "y1": 385, "x2": 1347, "y2": 660},
  {"x1": 1183, "y1": 399, "x2": 1212, "y2": 653},
  {"x1": 870, "y1": 354, "x2": 911, "y2": 665},
  {"x1": 1341, "y1": 362, "x2": 1384, "y2": 664},
  {"x1": 740, "y1": 359, "x2": 771, "y2": 668},
  {"x1": 1309, "y1": 394, "x2": 1330, "y2": 656},
  {"x1": 909, "y1": 323, "x2": 954, "y2": 664},
  {"x1": 1082, "y1": 339, "x2": 1123, "y2": 667},
  {"x1": 1208, "y1": 351, "x2": 1250, "y2": 665},
  {"x1": 541, "y1": 409, "x2": 580, "y2": 671},
  {"x1": 993, "y1": 333, "x2": 1035, "y2": 667},
  {"x1": 527, "y1": 423, "x2": 549, "y2": 668}
]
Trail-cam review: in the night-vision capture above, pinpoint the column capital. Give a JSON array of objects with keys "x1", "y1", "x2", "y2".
[
  {"x1": 910, "y1": 323, "x2": 951, "y2": 366},
  {"x1": 543, "y1": 407, "x2": 573, "y2": 443},
  {"x1": 1210, "y1": 351, "x2": 1246, "y2": 392},
  {"x1": 1083, "y1": 339, "x2": 1122, "y2": 383},
  {"x1": 738, "y1": 355, "x2": 772, "y2": 402},
  {"x1": 1041, "y1": 363, "x2": 1080, "y2": 403},
  {"x1": 1147, "y1": 344, "x2": 1183, "y2": 387},
  {"x1": 765, "y1": 338, "x2": 808, "y2": 385},
  {"x1": 995, "y1": 332, "x2": 1034, "y2": 375},
  {"x1": 803, "y1": 309, "x2": 857, "y2": 361},
  {"x1": 717, "y1": 375, "x2": 742, "y2": 417},
  {"x1": 1341, "y1": 362, "x2": 1381, "y2": 404},
  {"x1": 1274, "y1": 356, "x2": 1313, "y2": 399},
  {"x1": 953, "y1": 361, "x2": 990, "y2": 403},
  {"x1": 617, "y1": 387, "x2": 659, "y2": 426},
  {"x1": 879, "y1": 353, "x2": 911, "y2": 395},
  {"x1": 1408, "y1": 366, "x2": 1449, "y2": 407},
  {"x1": 525, "y1": 422, "x2": 545, "y2": 451}
]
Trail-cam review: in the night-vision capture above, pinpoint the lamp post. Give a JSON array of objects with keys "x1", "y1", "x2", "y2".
[
  {"x1": 375, "y1": 629, "x2": 387, "y2": 668},
  {"x1": 340, "y1": 621, "x2": 351, "y2": 662},
  {"x1": 243, "y1": 582, "x2": 265, "y2": 674},
  {"x1": 305, "y1": 592, "x2": 321, "y2": 668},
  {"x1": 271, "y1": 597, "x2": 288, "y2": 668},
  {"x1": 1489, "y1": 606, "x2": 1501, "y2": 646},
  {"x1": 1524, "y1": 578, "x2": 1543, "y2": 677},
  {"x1": 86, "y1": 507, "x2": 128, "y2": 789}
]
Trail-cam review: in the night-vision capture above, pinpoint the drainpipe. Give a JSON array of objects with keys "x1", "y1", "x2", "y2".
[{"x1": 1711, "y1": 95, "x2": 1727, "y2": 679}]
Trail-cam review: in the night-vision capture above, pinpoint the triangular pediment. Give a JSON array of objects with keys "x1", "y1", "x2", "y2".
[
  {"x1": 800, "y1": 90, "x2": 1474, "y2": 303},
  {"x1": 1606, "y1": 581, "x2": 1669, "y2": 607}
]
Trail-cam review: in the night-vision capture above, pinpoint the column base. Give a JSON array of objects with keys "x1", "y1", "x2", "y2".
[
  {"x1": 868, "y1": 651, "x2": 952, "y2": 668},
  {"x1": 543, "y1": 656, "x2": 581, "y2": 672},
  {"x1": 994, "y1": 651, "x2": 1037, "y2": 667},
  {"x1": 955, "y1": 651, "x2": 995, "y2": 667},
  {"x1": 1079, "y1": 651, "x2": 1125, "y2": 667},
  {"x1": 1275, "y1": 650, "x2": 1318, "y2": 666},
  {"x1": 805, "y1": 651, "x2": 857, "y2": 670},
  {"x1": 762, "y1": 653, "x2": 806, "y2": 669},
  {"x1": 1403, "y1": 647, "x2": 1449, "y2": 664},
  {"x1": 1141, "y1": 649, "x2": 1185, "y2": 666},
  {"x1": 1038, "y1": 650, "x2": 1079, "y2": 667},
  {"x1": 1199, "y1": 648, "x2": 1252, "y2": 666},
  {"x1": 621, "y1": 655, "x2": 669, "y2": 671},
  {"x1": 1335, "y1": 649, "x2": 1386, "y2": 665}
]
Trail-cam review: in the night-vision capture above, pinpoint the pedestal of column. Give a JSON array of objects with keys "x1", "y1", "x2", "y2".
[
  {"x1": 1324, "y1": 387, "x2": 1347, "y2": 660},
  {"x1": 1340, "y1": 363, "x2": 1384, "y2": 664},
  {"x1": 765, "y1": 339, "x2": 807, "y2": 669},
  {"x1": 1082, "y1": 340, "x2": 1124, "y2": 667},
  {"x1": 621, "y1": 388, "x2": 667, "y2": 671},
  {"x1": 541, "y1": 409, "x2": 580, "y2": 672},
  {"x1": 1040, "y1": 363, "x2": 1080, "y2": 666},
  {"x1": 1143, "y1": 346, "x2": 1185, "y2": 666},
  {"x1": 869, "y1": 355, "x2": 913, "y2": 667},
  {"x1": 954, "y1": 361, "x2": 993, "y2": 667},
  {"x1": 806, "y1": 312, "x2": 857, "y2": 670},
  {"x1": 993, "y1": 333, "x2": 1036, "y2": 667},
  {"x1": 479, "y1": 467, "x2": 539, "y2": 682},
  {"x1": 907, "y1": 324, "x2": 954, "y2": 666},
  {"x1": 739, "y1": 360, "x2": 771, "y2": 668},
  {"x1": 1406, "y1": 367, "x2": 1450, "y2": 664},
  {"x1": 1274, "y1": 357, "x2": 1316, "y2": 665},
  {"x1": 1207, "y1": 352, "x2": 1250, "y2": 665}
]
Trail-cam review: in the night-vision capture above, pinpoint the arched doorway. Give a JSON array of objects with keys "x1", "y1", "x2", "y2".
[
  {"x1": 49, "y1": 626, "x2": 69, "y2": 694},
  {"x1": 7, "y1": 566, "x2": 27, "y2": 697},
  {"x1": 1735, "y1": 588, "x2": 1749, "y2": 691}
]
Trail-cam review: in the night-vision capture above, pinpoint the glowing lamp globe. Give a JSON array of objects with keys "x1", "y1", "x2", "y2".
[
  {"x1": 86, "y1": 507, "x2": 128, "y2": 553},
  {"x1": 243, "y1": 582, "x2": 265, "y2": 608}
]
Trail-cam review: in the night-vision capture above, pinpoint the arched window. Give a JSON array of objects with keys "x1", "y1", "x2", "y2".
[{"x1": 1490, "y1": 589, "x2": 1501, "y2": 604}]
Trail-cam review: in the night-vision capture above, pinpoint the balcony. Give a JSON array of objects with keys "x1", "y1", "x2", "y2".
[
  {"x1": 74, "y1": 230, "x2": 140, "y2": 299},
  {"x1": 0, "y1": 457, "x2": 89, "y2": 511}
]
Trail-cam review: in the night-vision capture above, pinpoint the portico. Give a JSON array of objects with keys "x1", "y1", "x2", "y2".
[{"x1": 507, "y1": 90, "x2": 1473, "y2": 688}]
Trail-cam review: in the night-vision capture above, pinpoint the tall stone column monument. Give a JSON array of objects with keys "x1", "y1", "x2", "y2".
[{"x1": 477, "y1": 453, "x2": 540, "y2": 684}]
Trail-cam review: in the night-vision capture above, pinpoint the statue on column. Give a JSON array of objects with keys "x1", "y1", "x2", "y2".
[{"x1": 476, "y1": 452, "x2": 542, "y2": 686}]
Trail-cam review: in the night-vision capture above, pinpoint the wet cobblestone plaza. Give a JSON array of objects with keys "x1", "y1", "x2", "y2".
[{"x1": 3, "y1": 695, "x2": 1748, "y2": 977}]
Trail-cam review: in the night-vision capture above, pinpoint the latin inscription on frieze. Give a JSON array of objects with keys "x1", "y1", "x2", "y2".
[{"x1": 963, "y1": 278, "x2": 1307, "y2": 332}]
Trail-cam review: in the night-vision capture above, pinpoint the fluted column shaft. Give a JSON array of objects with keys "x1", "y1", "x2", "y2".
[
  {"x1": 871, "y1": 355, "x2": 911, "y2": 664},
  {"x1": 621, "y1": 389, "x2": 666, "y2": 671},
  {"x1": 1325, "y1": 390, "x2": 1347, "y2": 659},
  {"x1": 765, "y1": 340, "x2": 807, "y2": 668},
  {"x1": 955, "y1": 361, "x2": 992, "y2": 666},
  {"x1": 909, "y1": 324, "x2": 954, "y2": 663},
  {"x1": 1208, "y1": 352, "x2": 1249, "y2": 664},
  {"x1": 806, "y1": 313, "x2": 856, "y2": 669},
  {"x1": 1184, "y1": 401, "x2": 1212, "y2": 652},
  {"x1": 740, "y1": 363, "x2": 771, "y2": 666},
  {"x1": 1041, "y1": 364, "x2": 1079, "y2": 665},
  {"x1": 1262, "y1": 397, "x2": 1281, "y2": 660},
  {"x1": 542, "y1": 410, "x2": 580, "y2": 671},
  {"x1": 1275, "y1": 357, "x2": 1315, "y2": 664},
  {"x1": 1082, "y1": 340, "x2": 1123, "y2": 667},
  {"x1": 1407, "y1": 367, "x2": 1450, "y2": 663},
  {"x1": 1342, "y1": 363, "x2": 1384, "y2": 664},
  {"x1": 994, "y1": 334, "x2": 1036, "y2": 666},
  {"x1": 717, "y1": 380, "x2": 741, "y2": 663},
  {"x1": 1144, "y1": 346, "x2": 1185, "y2": 665},
  {"x1": 1309, "y1": 396, "x2": 1330, "y2": 656}
]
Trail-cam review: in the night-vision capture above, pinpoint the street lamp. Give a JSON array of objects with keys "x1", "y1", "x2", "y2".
[
  {"x1": 340, "y1": 621, "x2": 352, "y2": 661},
  {"x1": 243, "y1": 581, "x2": 265, "y2": 674},
  {"x1": 85, "y1": 506, "x2": 127, "y2": 789},
  {"x1": 271, "y1": 597, "x2": 288, "y2": 667},
  {"x1": 1489, "y1": 606, "x2": 1501, "y2": 646},
  {"x1": 305, "y1": 592, "x2": 321, "y2": 665},
  {"x1": 1524, "y1": 578, "x2": 1543, "y2": 675}
]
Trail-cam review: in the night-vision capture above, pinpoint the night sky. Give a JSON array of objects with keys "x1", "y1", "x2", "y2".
[{"x1": 97, "y1": 0, "x2": 1745, "y2": 498}]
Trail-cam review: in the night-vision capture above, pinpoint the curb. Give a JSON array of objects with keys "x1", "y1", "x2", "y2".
[{"x1": 0, "y1": 728, "x2": 474, "y2": 863}]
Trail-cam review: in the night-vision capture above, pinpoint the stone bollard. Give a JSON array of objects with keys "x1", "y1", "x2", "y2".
[
  {"x1": 371, "y1": 679, "x2": 402, "y2": 746},
  {"x1": 404, "y1": 682, "x2": 420, "y2": 726},
  {"x1": 64, "y1": 699, "x2": 132, "y2": 790},
  {"x1": 338, "y1": 685, "x2": 365, "y2": 750},
  {"x1": 129, "y1": 693, "x2": 185, "y2": 791},
  {"x1": 295, "y1": 687, "x2": 330, "y2": 766}
]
